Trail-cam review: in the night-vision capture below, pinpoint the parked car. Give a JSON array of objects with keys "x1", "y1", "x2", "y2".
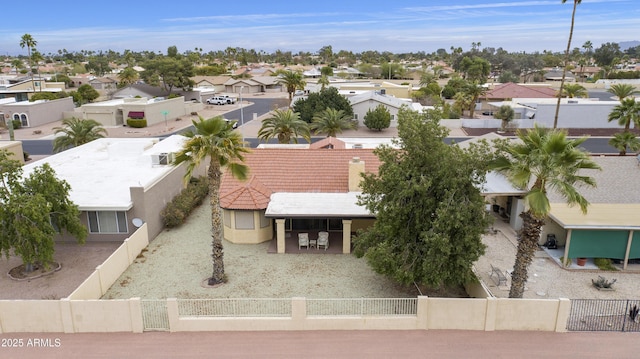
[
  {"x1": 224, "y1": 118, "x2": 238, "y2": 129},
  {"x1": 221, "y1": 95, "x2": 236, "y2": 104},
  {"x1": 206, "y1": 97, "x2": 227, "y2": 105}
]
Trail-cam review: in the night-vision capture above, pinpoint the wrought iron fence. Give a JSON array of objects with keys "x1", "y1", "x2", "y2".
[
  {"x1": 306, "y1": 298, "x2": 418, "y2": 316},
  {"x1": 177, "y1": 298, "x2": 291, "y2": 317},
  {"x1": 141, "y1": 299, "x2": 170, "y2": 331},
  {"x1": 568, "y1": 299, "x2": 640, "y2": 332}
]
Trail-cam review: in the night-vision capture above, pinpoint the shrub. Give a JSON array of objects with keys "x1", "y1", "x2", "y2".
[
  {"x1": 594, "y1": 258, "x2": 618, "y2": 271},
  {"x1": 127, "y1": 118, "x2": 147, "y2": 128},
  {"x1": 11, "y1": 119, "x2": 21, "y2": 129},
  {"x1": 363, "y1": 104, "x2": 391, "y2": 131},
  {"x1": 161, "y1": 177, "x2": 209, "y2": 228}
]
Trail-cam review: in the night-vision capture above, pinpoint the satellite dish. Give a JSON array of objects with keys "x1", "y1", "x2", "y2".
[{"x1": 132, "y1": 218, "x2": 144, "y2": 228}]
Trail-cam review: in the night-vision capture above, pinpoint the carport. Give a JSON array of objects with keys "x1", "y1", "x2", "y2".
[{"x1": 549, "y1": 203, "x2": 640, "y2": 269}]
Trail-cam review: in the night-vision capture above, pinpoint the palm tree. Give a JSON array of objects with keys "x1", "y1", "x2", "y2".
[
  {"x1": 173, "y1": 116, "x2": 249, "y2": 285},
  {"x1": 608, "y1": 98, "x2": 640, "y2": 132},
  {"x1": 464, "y1": 82, "x2": 486, "y2": 118},
  {"x1": 19, "y1": 34, "x2": 37, "y2": 92},
  {"x1": 495, "y1": 105, "x2": 515, "y2": 132},
  {"x1": 560, "y1": 83, "x2": 588, "y2": 98},
  {"x1": 310, "y1": 108, "x2": 356, "y2": 137},
  {"x1": 490, "y1": 125, "x2": 600, "y2": 298},
  {"x1": 258, "y1": 109, "x2": 310, "y2": 144},
  {"x1": 609, "y1": 131, "x2": 640, "y2": 156},
  {"x1": 318, "y1": 75, "x2": 330, "y2": 91},
  {"x1": 52, "y1": 117, "x2": 108, "y2": 152},
  {"x1": 275, "y1": 70, "x2": 306, "y2": 104},
  {"x1": 553, "y1": 0, "x2": 582, "y2": 129},
  {"x1": 607, "y1": 84, "x2": 638, "y2": 101},
  {"x1": 118, "y1": 67, "x2": 139, "y2": 88}
]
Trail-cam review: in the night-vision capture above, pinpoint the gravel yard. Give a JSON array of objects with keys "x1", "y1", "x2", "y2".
[{"x1": 102, "y1": 202, "x2": 419, "y2": 299}]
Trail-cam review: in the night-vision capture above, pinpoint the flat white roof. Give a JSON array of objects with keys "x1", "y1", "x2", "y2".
[
  {"x1": 266, "y1": 192, "x2": 373, "y2": 217},
  {"x1": 22, "y1": 135, "x2": 187, "y2": 211}
]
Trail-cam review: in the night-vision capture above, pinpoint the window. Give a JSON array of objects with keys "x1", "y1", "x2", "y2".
[
  {"x1": 20, "y1": 114, "x2": 28, "y2": 127},
  {"x1": 259, "y1": 211, "x2": 270, "y2": 228},
  {"x1": 354, "y1": 114, "x2": 358, "y2": 120},
  {"x1": 87, "y1": 211, "x2": 128, "y2": 233},
  {"x1": 235, "y1": 211, "x2": 255, "y2": 230},
  {"x1": 390, "y1": 114, "x2": 395, "y2": 121},
  {"x1": 223, "y1": 210, "x2": 231, "y2": 227}
]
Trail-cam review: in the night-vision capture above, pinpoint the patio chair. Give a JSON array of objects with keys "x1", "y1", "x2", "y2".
[
  {"x1": 298, "y1": 233, "x2": 309, "y2": 250},
  {"x1": 317, "y1": 231, "x2": 329, "y2": 250}
]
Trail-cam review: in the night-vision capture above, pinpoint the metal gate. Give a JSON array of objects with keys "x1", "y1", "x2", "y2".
[
  {"x1": 568, "y1": 299, "x2": 640, "y2": 332},
  {"x1": 141, "y1": 300, "x2": 170, "y2": 331}
]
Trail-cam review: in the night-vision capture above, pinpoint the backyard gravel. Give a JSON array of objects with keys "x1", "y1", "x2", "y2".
[{"x1": 102, "y1": 202, "x2": 419, "y2": 299}]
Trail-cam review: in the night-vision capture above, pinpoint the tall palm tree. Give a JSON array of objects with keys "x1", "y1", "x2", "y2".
[
  {"x1": 607, "y1": 84, "x2": 638, "y2": 101},
  {"x1": 560, "y1": 83, "x2": 588, "y2": 98},
  {"x1": 608, "y1": 98, "x2": 640, "y2": 132},
  {"x1": 609, "y1": 131, "x2": 640, "y2": 156},
  {"x1": 490, "y1": 125, "x2": 599, "y2": 298},
  {"x1": 275, "y1": 70, "x2": 306, "y2": 104},
  {"x1": 52, "y1": 117, "x2": 107, "y2": 152},
  {"x1": 310, "y1": 107, "x2": 356, "y2": 137},
  {"x1": 173, "y1": 116, "x2": 249, "y2": 285},
  {"x1": 19, "y1": 34, "x2": 37, "y2": 92},
  {"x1": 258, "y1": 109, "x2": 310, "y2": 144},
  {"x1": 553, "y1": 0, "x2": 582, "y2": 129},
  {"x1": 464, "y1": 82, "x2": 486, "y2": 118}
]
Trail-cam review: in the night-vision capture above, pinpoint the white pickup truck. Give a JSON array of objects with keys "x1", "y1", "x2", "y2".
[
  {"x1": 206, "y1": 96, "x2": 227, "y2": 105},
  {"x1": 220, "y1": 95, "x2": 236, "y2": 104}
]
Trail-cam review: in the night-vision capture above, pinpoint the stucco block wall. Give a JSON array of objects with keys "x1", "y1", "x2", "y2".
[
  {"x1": 0, "y1": 141, "x2": 24, "y2": 163},
  {"x1": 2, "y1": 97, "x2": 74, "y2": 127}
]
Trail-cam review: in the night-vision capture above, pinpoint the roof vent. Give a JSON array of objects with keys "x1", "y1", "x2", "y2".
[{"x1": 353, "y1": 144, "x2": 363, "y2": 149}]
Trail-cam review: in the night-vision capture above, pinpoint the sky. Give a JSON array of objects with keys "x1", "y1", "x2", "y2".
[{"x1": 1, "y1": 0, "x2": 639, "y2": 57}]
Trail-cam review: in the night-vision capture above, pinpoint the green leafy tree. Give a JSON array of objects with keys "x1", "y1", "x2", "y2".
[
  {"x1": 320, "y1": 66, "x2": 333, "y2": 77},
  {"x1": 609, "y1": 131, "x2": 640, "y2": 156},
  {"x1": 458, "y1": 56, "x2": 491, "y2": 83},
  {"x1": 554, "y1": 0, "x2": 582, "y2": 129},
  {"x1": 0, "y1": 150, "x2": 87, "y2": 272},
  {"x1": 293, "y1": 87, "x2": 353, "y2": 123},
  {"x1": 607, "y1": 83, "x2": 638, "y2": 101},
  {"x1": 310, "y1": 107, "x2": 356, "y2": 137},
  {"x1": 141, "y1": 57, "x2": 195, "y2": 95},
  {"x1": 258, "y1": 109, "x2": 310, "y2": 144},
  {"x1": 354, "y1": 107, "x2": 492, "y2": 288},
  {"x1": 593, "y1": 42, "x2": 622, "y2": 67},
  {"x1": 498, "y1": 71, "x2": 519, "y2": 84},
  {"x1": 30, "y1": 92, "x2": 63, "y2": 101},
  {"x1": 74, "y1": 84, "x2": 100, "y2": 104},
  {"x1": 495, "y1": 105, "x2": 515, "y2": 132},
  {"x1": 50, "y1": 73, "x2": 72, "y2": 87},
  {"x1": 363, "y1": 104, "x2": 391, "y2": 131},
  {"x1": 53, "y1": 117, "x2": 108, "y2": 152},
  {"x1": 173, "y1": 117, "x2": 249, "y2": 285},
  {"x1": 490, "y1": 126, "x2": 600, "y2": 298},
  {"x1": 274, "y1": 70, "x2": 306, "y2": 103},
  {"x1": 19, "y1": 34, "x2": 37, "y2": 91},
  {"x1": 86, "y1": 56, "x2": 111, "y2": 76},
  {"x1": 608, "y1": 98, "x2": 640, "y2": 132},
  {"x1": 560, "y1": 83, "x2": 588, "y2": 98}
]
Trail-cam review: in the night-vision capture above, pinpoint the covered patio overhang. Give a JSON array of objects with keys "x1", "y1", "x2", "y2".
[
  {"x1": 266, "y1": 192, "x2": 374, "y2": 254},
  {"x1": 549, "y1": 203, "x2": 640, "y2": 269}
]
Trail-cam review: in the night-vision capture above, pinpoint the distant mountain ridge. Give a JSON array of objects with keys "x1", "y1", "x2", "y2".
[{"x1": 619, "y1": 41, "x2": 640, "y2": 50}]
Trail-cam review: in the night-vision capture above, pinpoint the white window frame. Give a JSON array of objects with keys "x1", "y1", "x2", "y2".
[{"x1": 87, "y1": 211, "x2": 128, "y2": 233}]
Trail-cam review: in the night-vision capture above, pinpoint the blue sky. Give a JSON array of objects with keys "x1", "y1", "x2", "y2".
[{"x1": 2, "y1": 0, "x2": 638, "y2": 56}]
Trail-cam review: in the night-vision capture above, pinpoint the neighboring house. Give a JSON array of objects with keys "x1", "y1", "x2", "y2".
[
  {"x1": 333, "y1": 81, "x2": 413, "y2": 99},
  {"x1": 303, "y1": 67, "x2": 322, "y2": 78},
  {"x1": 0, "y1": 78, "x2": 64, "y2": 101},
  {"x1": 219, "y1": 147, "x2": 381, "y2": 253},
  {"x1": 1, "y1": 97, "x2": 74, "y2": 128},
  {"x1": 223, "y1": 76, "x2": 281, "y2": 94},
  {"x1": 477, "y1": 98, "x2": 624, "y2": 130},
  {"x1": 349, "y1": 90, "x2": 420, "y2": 127},
  {"x1": 89, "y1": 77, "x2": 117, "y2": 91},
  {"x1": 543, "y1": 68, "x2": 576, "y2": 82},
  {"x1": 77, "y1": 96, "x2": 196, "y2": 126},
  {"x1": 191, "y1": 76, "x2": 232, "y2": 94},
  {"x1": 22, "y1": 135, "x2": 205, "y2": 242},
  {"x1": 111, "y1": 83, "x2": 170, "y2": 99}
]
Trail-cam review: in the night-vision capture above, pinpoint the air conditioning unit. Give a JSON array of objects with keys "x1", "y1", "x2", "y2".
[{"x1": 152, "y1": 153, "x2": 173, "y2": 165}]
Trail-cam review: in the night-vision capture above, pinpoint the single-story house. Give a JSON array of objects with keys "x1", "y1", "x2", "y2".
[
  {"x1": 89, "y1": 77, "x2": 117, "y2": 91},
  {"x1": 219, "y1": 147, "x2": 381, "y2": 253},
  {"x1": 223, "y1": 76, "x2": 282, "y2": 94},
  {"x1": 77, "y1": 96, "x2": 197, "y2": 126},
  {"x1": 1, "y1": 97, "x2": 74, "y2": 128},
  {"x1": 22, "y1": 135, "x2": 205, "y2": 242},
  {"x1": 349, "y1": 91, "x2": 422, "y2": 127},
  {"x1": 0, "y1": 78, "x2": 65, "y2": 102},
  {"x1": 191, "y1": 76, "x2": 232, "y2": 94},
  {"x1": 544, "y1": 68, "x2": 576, "y2": 82},
  {"x1": 480, "y1": 82, "x2": 557, "y2": 114}
]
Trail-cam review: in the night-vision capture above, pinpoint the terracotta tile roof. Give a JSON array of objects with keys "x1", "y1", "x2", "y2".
[
  {"x1": 220, "y1": 176, "x2": 272, "y2": 210},
  {"x1": 220, "y1": 148, "x2": 380, "y2": 209},
  {"x1": 484, "y1": 82, "x2": 557, "y2": 99}
]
